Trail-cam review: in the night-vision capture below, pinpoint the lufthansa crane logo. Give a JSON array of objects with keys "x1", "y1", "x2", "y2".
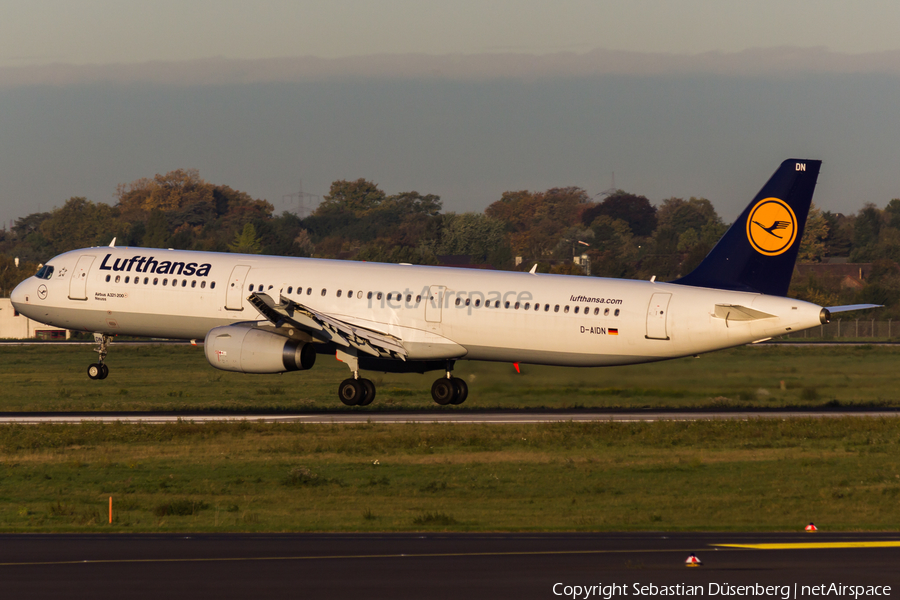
[{"x1": 746, "y1": 197, "x2": 797, "y2": 256}]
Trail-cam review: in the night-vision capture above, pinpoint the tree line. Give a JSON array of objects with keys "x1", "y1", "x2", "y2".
[{"x1": 1, "y1": 169, "x2": 899, "y2": 317}]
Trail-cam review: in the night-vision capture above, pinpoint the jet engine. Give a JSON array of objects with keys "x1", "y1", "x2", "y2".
[{"x1": 204, "y1": 325, "x2": 317, "y2": 374}]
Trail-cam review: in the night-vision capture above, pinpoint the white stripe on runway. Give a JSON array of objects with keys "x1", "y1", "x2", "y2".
[{"x1": 0, "y1": 411, "x2": 897, "y2": 424}]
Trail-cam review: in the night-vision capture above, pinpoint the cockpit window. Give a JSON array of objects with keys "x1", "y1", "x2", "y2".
[{"x1": 35, "y1": 265, "x2": 54, "y2": 280}]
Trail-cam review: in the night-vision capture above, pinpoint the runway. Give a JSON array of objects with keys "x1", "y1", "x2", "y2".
[
  {"x1": 1, "y1": 532, "x2": 897, "y2": 600},
  {"x1": 0, "y1": 409, "x2": 898, "y2": 424}
]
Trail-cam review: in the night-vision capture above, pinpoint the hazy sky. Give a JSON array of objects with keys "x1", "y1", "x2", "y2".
[
  {"x1": 1, "y1": 1, "x2": 900, "y2": 231},
  {"x1": 3, "y1": 0, "x2": 900, "y2": 66}
]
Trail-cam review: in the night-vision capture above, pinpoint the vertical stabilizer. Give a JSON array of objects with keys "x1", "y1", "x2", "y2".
[{"x1": 671, "y1": 159, "x2": 821, "y2": 296}]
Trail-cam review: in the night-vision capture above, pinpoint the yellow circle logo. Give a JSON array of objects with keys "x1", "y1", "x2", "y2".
[{"x1": 746, "y1": 197, "x2": 797, "y2": 256}]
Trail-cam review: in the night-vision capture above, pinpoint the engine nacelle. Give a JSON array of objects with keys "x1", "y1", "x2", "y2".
[{"x1": 204, "y1": 325, "x2": 317, "y2": 374}]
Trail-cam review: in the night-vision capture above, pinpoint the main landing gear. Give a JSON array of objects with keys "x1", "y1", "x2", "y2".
[
  {"x1": 338, "y1": 377, "x2": 376, "y2": 406},
  {"x1": 431, "y1": 373, "x2": 468, "y2": 406},
  {"x1": 335, "y1": 349, "x2": 376, "y2": 406},
  {"x1": 87, "y1": 333, "x2": 111, "y2": 380},
  {"x1": 334, "y1": 351, "x2": 468, "y2": 407}
]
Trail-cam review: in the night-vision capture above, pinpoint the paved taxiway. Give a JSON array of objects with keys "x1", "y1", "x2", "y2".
[
  {"x1": 1, "y1": 532, "x2": 898, "y2": 600},
  {"x1": 0, "y1": 409, "x2": 898, "y2": 424}
]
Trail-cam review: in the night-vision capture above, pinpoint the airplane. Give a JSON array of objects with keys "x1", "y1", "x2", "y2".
[{"x1": 10, "y1": 159, "x2": 878, "y2": 407}]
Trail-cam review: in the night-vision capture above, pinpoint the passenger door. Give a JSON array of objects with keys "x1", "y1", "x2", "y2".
[
  {"x1": 225, "y1": 265, "x2": 251, "y2": 311},
  {"x1": 645, "y1": 293, "x2": 671, "y2": 340},
  {"x1": 68, "y1": 255, "x2": 95, "y2": 301},
  {"x1": 425, "y1": 285, "x2": 445, "y2": 323}
]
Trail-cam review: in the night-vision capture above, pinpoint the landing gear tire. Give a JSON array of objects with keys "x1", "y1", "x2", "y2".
[
  {"x1": 449, "y1": 377, "x2": 468, "y2": 405},
  {"x1": 431, "y1": 378, "x2": 457, "y2": 406},
  {"x1": 87, "y1": 363, "x2": 103, "y2": 380},
  {"x1": 99, "y1": 364, "x2": 109, "y2": 380},
  {"x1": 338, "y1": 378, "x2": 366, "y2": 406},
  {"x1": 359, "y1": 379, "x2": 376, "y2": 406}
]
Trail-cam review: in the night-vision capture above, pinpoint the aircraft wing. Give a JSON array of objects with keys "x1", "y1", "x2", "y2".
[{"x1": 247, "y1": 292, "x2": 408, "y2": 360}]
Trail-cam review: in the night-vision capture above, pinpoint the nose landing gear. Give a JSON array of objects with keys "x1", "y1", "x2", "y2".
[{"x1": 87, "y1": 333, "x2": 111, "y2": 380}]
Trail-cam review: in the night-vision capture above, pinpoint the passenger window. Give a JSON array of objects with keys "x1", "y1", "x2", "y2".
[
  {"x1": 115, "y1": 276, "x2": 121, "y2": 283},
  {"x1": 465, "y1": 298, "x2": 470, "y2": 306},
  {"x1": 358, "y1": 291, "x2": 363, "y2": 299},
  {"x1": 200, "y1": 281, "x2": 206, "y2": 289},
  {"x1": 564, "y1": 306, "x2": 569, "y2": 313},
  {"x1": 182, "y1": 280, "x2": 187, "y2": 287},
  {"x1": 153, "y1": 278, "x2": 159, "y2": 285},
  {"x1": 594, "y1": 307, "x2": 599, "y2": 315},
  {"x1": 172, "y1": 279, "x2": 177, "y2": 286},
  {"x1": 524, "y1": 303, "x2": 530, "y2": 310},
  {"x1": 367, "y1": 292, "x2": 373, "y2": 300},
  {"x1": 504, "y1": 301, "x2": 510, "y2": 309},
  {"x1": 514, "y1": 302, "x2": 520, "y2": 309},
  {"x1": 337, "y1": 290, "x2": 342, "y2": 298},
  {"x1": 614, "y1": 309, "x2": 620, "y2": 317},
  {"x1": 105, "y1": 275, "x2": 111, "y2": 282},
  {"x1": 248, "y1": 284, "x2": 254, "y2": 291},
  {"x1": 554, "y1": 305, "x2": 559, "y2": 312},
  {"x1": 124, "y1": 276, "x2": 130, "y2": 283},
  {"x1": 347, "y1": 290, "x2": 353, "y2": 298},
  {"x1": 268, "y1": 285, "x2": 273, "y2": 290},
  {"x1": 191, "y1": 281, "x2": 197, "y2": 288},
  {"x1": 406, "y1": 294, "x2": 412, "y2": 303},
  {"x1": 306, "y1": 288, "x2": 312, "y2": 295},
  {"x1": 321, "y1": 289, "x2": 327, "y2": 296},
  {"x1": 455, "y1": 298, "x2": 461, "y2": 306},
  {"x1": 287, "y1": 286, "x2": 292, "y2": 294},
  {"x1": 416, "y1": 295, "x2": 421, "y2": 303},
  {"x1": 377, "y1": 292, "x2": 383, "y2": 300},
  {"x1": 211, "y1": 282, "x2": 216, "y2": 289},
  {"x1": 474, "y1": 299, "x2": 481, "y2": 307},
  {"x1": 163, "y1": 279, "x2": 168, "y2": 286},
  {"x1": 144, "y1": 277, "x2": 149, "y2": 284},
  {"x1": 574, "y1": 306, "x2": 579, "y2": 314},
  {"x1": 604, "y1": 308, "x2": 609, "y2": 316}
]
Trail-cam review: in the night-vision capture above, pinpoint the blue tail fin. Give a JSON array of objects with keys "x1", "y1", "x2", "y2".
[{"x1": 671, "y1": 159, "x2": 821, "y2": 297}]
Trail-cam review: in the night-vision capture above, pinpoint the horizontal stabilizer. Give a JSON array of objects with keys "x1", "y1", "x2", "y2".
[
  {"x1": 826, "y1": 304, "x2": 882, "y2": 314},
  {"x1": 713, "y1": 304, "x2": 776, "y2": 321}
]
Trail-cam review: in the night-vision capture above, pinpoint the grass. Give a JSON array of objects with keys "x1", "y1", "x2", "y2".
[
  {"x1": 1, "y1": 343, "x2": 900, "y2": 411},
  {"x1": 2, "y1": 344, "x2": 900, "y2": 533},
  {"x1": 0, "y1": 418, "x2": 899, "y2": 532}
]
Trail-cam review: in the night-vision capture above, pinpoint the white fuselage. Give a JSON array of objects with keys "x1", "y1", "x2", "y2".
[{"x1": 11, "y1": 247, "x2": 824, "y2": 368}]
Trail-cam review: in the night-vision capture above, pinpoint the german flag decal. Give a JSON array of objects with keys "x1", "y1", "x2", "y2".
[{"x1": 609, "y1": 328, "x2": 619, "y2": 335}]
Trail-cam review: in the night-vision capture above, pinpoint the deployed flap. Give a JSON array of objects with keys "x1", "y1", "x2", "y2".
[
  {"x1": 248, "y1": 292, "x2": 408, "y2": 361},
  {"x1": 713, "y1": 304, "x2": 777, "y2": 321}
]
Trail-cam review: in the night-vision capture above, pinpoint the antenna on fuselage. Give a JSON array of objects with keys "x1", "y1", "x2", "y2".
[{"x1": 108, "y1": 237, "x2": 117, "y2": 248}]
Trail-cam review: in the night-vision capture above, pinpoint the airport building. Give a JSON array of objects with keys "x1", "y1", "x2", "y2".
[{"x1": 0, "y1": 298, "x2": 70, "y2": 339}]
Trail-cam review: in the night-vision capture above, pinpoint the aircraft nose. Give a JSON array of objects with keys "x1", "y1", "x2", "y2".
[{"x1": 10, "y1": 279, "x2": 29, "y2": 309}]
